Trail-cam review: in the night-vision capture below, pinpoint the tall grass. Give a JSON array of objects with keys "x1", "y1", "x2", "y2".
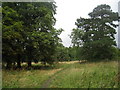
[
  {"x1": 2, "y1": 66, "x2": 61, "y2": 88},
  {"x1": 50, "y1": 61, "x2": 118, "y2": 88},
  {"x1": 2, "y1": 61, "x2": 118, "y2": 88}
]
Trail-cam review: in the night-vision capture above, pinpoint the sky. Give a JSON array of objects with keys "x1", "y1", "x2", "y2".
[{"x1": 54, "y1": 0, "x2": 120, "y2": 47}]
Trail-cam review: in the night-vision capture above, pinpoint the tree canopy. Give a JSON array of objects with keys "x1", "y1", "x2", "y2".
[
  {"x1": 71, "y1": 4, "x2": 119, "y2": 61},
  {"x1": 2, "y1": 2, "x2": 62, "y2": 68}
]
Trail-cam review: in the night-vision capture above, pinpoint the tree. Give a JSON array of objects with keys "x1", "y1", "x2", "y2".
[
  {"x1": 2, "y1": 2, "x2": 60, "y2": 68},
  {"x1": 71, "y1": 4, "x2": 119, "y2": 61},
  {"x1": 2, "y1": 5, "x2": 24, "y2": 68},
  {"x1": 15, "y1": 2, "x2": 57, "y2": 67}
]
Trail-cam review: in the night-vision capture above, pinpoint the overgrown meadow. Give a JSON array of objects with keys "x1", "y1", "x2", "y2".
[{"x1": 3, "y1": 61, "x2": 118, "y2": 88}]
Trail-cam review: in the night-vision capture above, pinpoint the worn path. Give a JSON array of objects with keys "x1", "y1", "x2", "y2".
[
  {"x1": 40, "y1": 60, "x2": 86, "y2": 88},
  {"x1": 40, "y1": 65, "x2": 71, "y2": 88}
]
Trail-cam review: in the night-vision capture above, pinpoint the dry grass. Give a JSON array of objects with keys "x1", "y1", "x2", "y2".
[
  {"x1": 58, "y1": 60, "x2": 87, "y2": 64},
  {"x1": 2, "y1": 68, "x2": 62, "y2": 88}
]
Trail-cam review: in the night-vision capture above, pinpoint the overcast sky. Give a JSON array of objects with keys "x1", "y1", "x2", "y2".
[{"x1": 54, "y1": 0, "x2": 120, "y2": 47}]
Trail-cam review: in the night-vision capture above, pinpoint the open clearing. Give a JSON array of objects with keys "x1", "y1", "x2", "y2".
[{"x1": 2, "y1": 61, "x2": 118, "y2": 88}]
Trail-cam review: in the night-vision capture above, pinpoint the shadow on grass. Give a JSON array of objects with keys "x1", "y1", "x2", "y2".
[{"x1": 2, "y1": 64, "x2": 57, "y2": 71}]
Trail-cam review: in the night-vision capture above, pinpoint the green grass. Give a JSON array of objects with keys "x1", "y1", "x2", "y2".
[
  {"x1": 2, "y1": 61, "x2": 118, "y2": 88},
  {"x1": 50, "y1": 61, "x2": 118, "y2": 88},
  {"x1": 2, "y1": 66, "x2": 61, "y2": 88}
]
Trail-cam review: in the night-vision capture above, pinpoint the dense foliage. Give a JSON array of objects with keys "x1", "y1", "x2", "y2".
[
  {"x1": 54, "y1": 43, "x2": 79, "y2": 62},
  {"x1": 71, "y1": 4, "x2": 119, "y2": 61},
  {"x1": 2, "y1": 2, "x2": 62, "y2": 69}
]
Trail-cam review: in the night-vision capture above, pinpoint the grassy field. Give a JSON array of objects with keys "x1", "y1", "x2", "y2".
[{"x1": 2, "y1": 61, "x2": 118, "y2": 88}]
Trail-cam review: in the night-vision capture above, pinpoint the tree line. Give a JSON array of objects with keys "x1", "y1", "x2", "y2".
[
  {"x1": 2, "y1": 3, "x2": 120, "y2": 69},
  {"x1": 70, "y1": 4, "x2": 119, "y2": 61}
]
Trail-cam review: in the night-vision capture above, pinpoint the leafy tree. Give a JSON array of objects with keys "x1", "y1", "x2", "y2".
[
  {"x1": 2, "y1": 2, "x2": 59, "y2": 68},
  {"x1": 17, "y1": 2, "x2": 57, "y2": 67},
  {"x1": 2, "y1": 5, "x2": 24, "y2": 68},
  {"x1": 71, "y1": 4, "x2": 119, "y2": 61},
  {"x1": 54, "y1": 44, "x2": 78, "y2": 62}
]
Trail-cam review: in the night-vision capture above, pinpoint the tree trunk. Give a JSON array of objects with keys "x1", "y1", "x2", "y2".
[
  {"x1": 43, "y1": 61, "x2": 46, "y2": 66},
  {"x1": 6, "y1": 62, "x2": 12, "y2": 69},
  {"x1": 17, "y1": 55, "x2": 21, "y2": 68},
  {"x1": 17, "y1": 61, "x2": 21, "y2": 68},
  {"x1": 28, "y1": 61, "x2": 32, "y2": 67}
]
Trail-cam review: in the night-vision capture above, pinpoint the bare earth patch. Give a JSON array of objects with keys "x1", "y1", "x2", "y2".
[{"x1": 58, "y1": 60, "x2": 87, "y2": 64}]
